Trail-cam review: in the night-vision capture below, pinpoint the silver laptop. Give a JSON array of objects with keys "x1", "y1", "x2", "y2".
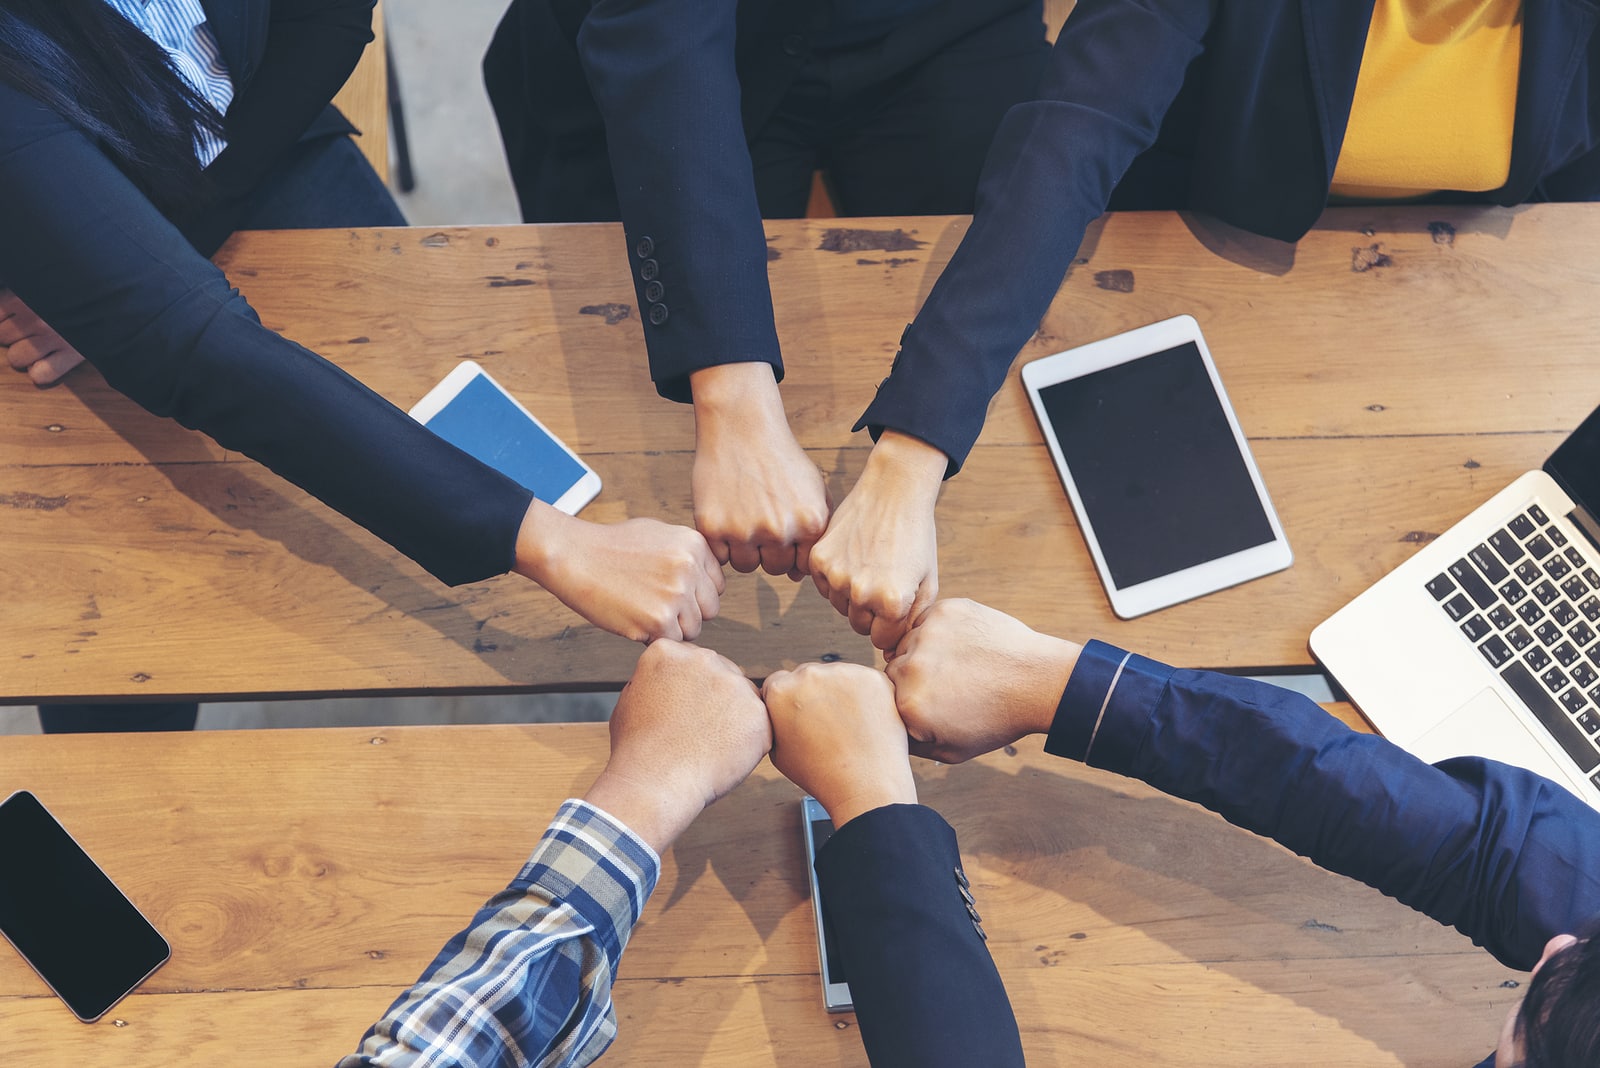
[{"x1": 1310, "y1": 402, "x2": 1600, "y2": 809}]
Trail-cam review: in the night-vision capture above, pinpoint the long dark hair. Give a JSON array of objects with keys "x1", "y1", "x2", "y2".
[{"x1": 0, "y1": 0, "x2": 225, "y2": 214}]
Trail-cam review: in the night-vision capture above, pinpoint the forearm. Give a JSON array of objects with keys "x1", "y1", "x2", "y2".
[
  {"x1": 338, "y1": 801, "x2": 659, "y2": 1068},
  {"x1": 576, "y1": 0, "x2": 780, "y2": 401},
  {"x1": 1046, "y1": 641, "x2": 1600, "y2": 968},
  {"x1": 815, "y1": 805, "x2": 1024, "y2": 1068}
]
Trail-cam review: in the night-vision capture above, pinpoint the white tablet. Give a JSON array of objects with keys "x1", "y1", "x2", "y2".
[
  {"x1": 1020, "y1": 315, "x2": 1292, "y2": 618},
  {"x1": 410, "y1": 360, "x2": 601, "y2": 515}
]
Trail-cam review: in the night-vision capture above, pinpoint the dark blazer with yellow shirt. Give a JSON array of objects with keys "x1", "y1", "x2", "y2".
[{"x1": 858, "y1": 0, "x2": 1600, "y2": 476}]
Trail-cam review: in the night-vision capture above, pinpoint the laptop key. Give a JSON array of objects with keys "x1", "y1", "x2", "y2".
[
  {"x1": 1501, "y1": 662, "x2": 1600, "y2": 772},
  {"x1": 1555, "y1": 641, "x2": 1581, "y2": 667},
  {"x1": 1499, "y1": 579, "x2": 1527, "y2": 605},
  {"x1": 1573, "y1": 662, "x2": 1599, "y2": 689},
  {"x1": 1507, "y1": 625, "x2": 1534, "y2": 650},
  {"x1": 1426, "y1": 573, "x2": 1456, "y2": 600},
  {"x1": 1553, "y1": 601, "x2": 1579, "y2": 627},
  {"x1": 1448, "y1": 558, "x2": 1498, "y2": 608},
  {"x1": 1547, "y1": 556, "x2": 1572, "y2": 581},
  {"x1": 1489, "y1": 605, "x2": 1516, "y2": 630},
  {"x1": 1511, "y1": 514, "x2": 1538, "y2": 539},
  {"x1": 1528, "y1": 534, "x2": 1555, "y2": 560},
  {"x1": 1470, "y1": 544, "x2": 1510, "y2": 584},
  {"x1": 1583, "y1": 596, "x2": 1600, "y2": 622},
  {"x1": 1516, "y1": 561, "x2": 1543, "y2": 585},
  {"x1": 1563, "y1": 577, "x2": 1590, "y2": 602},
  {"x1": 1518, "y1": 601, "x2": 1546, "y2": 626},
  {"x1": 1586, "y1": 568, "x2": 1600, "y2": 588},
  {"x1": 1561, "y1": 688, "x2": 1588, "y2": 715},
  {"x1": 1462, "y1": 615, "x2": 1492, "y2": 642},
  {"x1": 1525, "y1": 646, "x2": 1552, "y2": 672},
  {"x1": 1479, "y1": 635, "x2": 1513, "y2": 668},
  {"x1": 1543, "y1": 666, "x2": 1571, "y2": 692},
  {"x1": 1443, "y1": 593, "x2": 1473, "y2": 620},
  {"x1": 1591, "y1": 684, "x2": 1600, "y2": 708},
  {"x1": 1534, "y1": 580, "x2": 1561, "y2": 605},
  {"x1": 1566, "y1": 547, "x2": 1586, "y2": 568},
  {"x1": 1547, "y1": 525, "x2": 1569, "y2": 548},
  {"x1": 1571, "y1": 621, "x2": 1596, "y2": 647},
  {"x1": 1529, "y1": 504, "x2": 1551, "y2": 525},
  {"x1": 1536, "y1": 621, "x2": 1563, "y2": 647},
  {"x1": 1489, "y1": 529, "x2": 1525, "y2": 564},
  {"x1": 1582, "y1": 710, "x2": 1600, "y2": 735}
]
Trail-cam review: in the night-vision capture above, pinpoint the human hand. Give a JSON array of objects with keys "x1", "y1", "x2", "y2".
[
  {"x1": 809, "y1": 430, "x2": 946, "y2": 651},
  {"x1": 513, "y1": 500, "x2": 723, "y2": 642},
  {"x1": 585, "y1": 640, "x2": 770, "y2": 853},
  {"x1": 689, "y1": 362, "x2": 831, "y2": 578},
  {"x1": 887, "y1": 598, "x2": 1081, "y2": 764},
  {"x1": 763, "y1": 661, "x2": 917, "y2": 827},
  {"x1": 0, "y1": 289, "x2": 85, "y2": 385}
]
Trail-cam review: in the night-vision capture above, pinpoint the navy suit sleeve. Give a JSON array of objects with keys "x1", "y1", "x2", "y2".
[
  {"x1": 1045, "y1": 641, "x2": 1600, "y2": 970},
  {"x1": 815, "y1": 804, "x2": 1025, "y2": 1068},
  {"x1": 575, "y1": 0, "x2": 783, "y2": 403},
  {"x1": 182, "y1": 0, "x2": 377, "y2": 253},
  {"x1": 854, "y1": 0, "x2": 1217, "y2": 475},
  {"x1": 0, "y1": 82, "x2": 534, "y2": 587}
]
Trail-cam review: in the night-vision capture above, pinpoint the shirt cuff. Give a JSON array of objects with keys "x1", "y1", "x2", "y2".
[
  {"x1": 515, "y1": 799, "x2": 662, "y2": 963},
  {"x1": 1043, "y1": 639, "x2": 1177, "y2": 770}
]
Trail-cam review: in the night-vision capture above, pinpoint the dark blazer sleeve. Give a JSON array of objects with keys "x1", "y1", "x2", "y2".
[
  {"x1": 574, "y1": 0, "x2": 783, "y2": 403},
  {"x1": 0, "y1": 81, "x2": 534, "y2": 587},
  {"x1": 854, "y1": 0, "x2": 1217, "y2": 475},
  {"x1": 815, "y1": 804, "x2": 1025, "y2": 1068},
  {"x1": 1046, "y1": 641, "x2": 1600, "y2": 970},
  {"x1": 181, "y1": 0, "x2": 377, "y2": 254}
]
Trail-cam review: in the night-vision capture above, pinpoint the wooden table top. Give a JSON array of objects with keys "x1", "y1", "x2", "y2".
[
  {"x1": 4, "y1": 205, "x2": 1597, "y2": 702},
  {"x1": 0, "y1": 721, "x2": 1519, "y2": 1066}
]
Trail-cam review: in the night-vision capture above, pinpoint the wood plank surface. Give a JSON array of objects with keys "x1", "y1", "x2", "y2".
[
  {"x1": 3, "y1": 207, "x2": 1597, "y2": 700},
  {"x1": 0, "y1": 722, "x2": 1515, "y2": 1066}
]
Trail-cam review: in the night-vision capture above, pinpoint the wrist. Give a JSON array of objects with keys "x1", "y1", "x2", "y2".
[
  {"x1": 862, "y1": 431, "x2": 947, "y2": 502},
  {"x1": 584, "y1": 766, "x2": 704, "y2": 856},
  {"x1": 818, "y1": 770, "x2": 918, "y2": 829},
  {"x1": 689, "y1": 362, "x2": 782, "y2": 418},
  {"x1": 511, "y1": 498, "x2": 567, "y2": 586},
  {"x1": 1020, "y1": 634, "x2": 1083, "y2": 737}
]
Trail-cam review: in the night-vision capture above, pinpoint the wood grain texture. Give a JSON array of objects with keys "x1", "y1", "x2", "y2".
[
  {"x1": 0, "y1": 723, "x2": 1514, "y2": 1066},
  {"x1": 3, "y1": 207, "x2": 1596, "y2": 699}
]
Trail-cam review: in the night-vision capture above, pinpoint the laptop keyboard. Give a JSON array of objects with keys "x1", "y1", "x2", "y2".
[{"x1": 1425, "y1": 503, "x2": 1600, "y2": 788}]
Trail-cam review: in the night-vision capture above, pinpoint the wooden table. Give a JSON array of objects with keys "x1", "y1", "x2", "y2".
[
  {"x1": 6, "y1": 206, "x2": 1596, "y2": 703},
  {"x1": 0, "y1": 723, "x2": 1522, "y2": 1066}
]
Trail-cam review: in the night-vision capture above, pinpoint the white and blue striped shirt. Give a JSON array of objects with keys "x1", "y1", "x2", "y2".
[{"x1": 103, "y1": 0, "x2": 235, "y2": 165}]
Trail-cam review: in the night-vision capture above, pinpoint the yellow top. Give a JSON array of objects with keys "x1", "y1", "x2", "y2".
[{"x1": 1329, "y1": 0, "x2": 1523, "y2": 200}]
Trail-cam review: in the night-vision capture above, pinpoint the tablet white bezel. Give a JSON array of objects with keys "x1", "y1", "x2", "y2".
[
  {"x1": 1020, "y1": 315, "x2": 1292, "y2": 619},
  {"x1": 409, "y1": 360, "x2": 601, "y2": 515},
  {"x1": 800, "y1": 796, "x2": 853, "y2": 1013}
]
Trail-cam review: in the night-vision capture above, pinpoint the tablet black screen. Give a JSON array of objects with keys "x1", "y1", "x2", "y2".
[{"x1": 1036, "y1": 342, "x2": 1276, "y2": 588}]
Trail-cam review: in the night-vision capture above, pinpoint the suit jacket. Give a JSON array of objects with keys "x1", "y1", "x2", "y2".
[
  {"x1": 815, "y1": 804, "x2": 1025, "y2": 1068},
  {"x1": 0, "y1": 0, "x2": 533, "y2": 586},
  {"x1": 856, "y1": 0, "x2": 1600, "y2": 476},
  {"x1": 823, "y1": 644, "x2": 1600, "y2": 1064},
  {"x1": 484, "y1": 0, "x2": 1038, "y2": 403}
]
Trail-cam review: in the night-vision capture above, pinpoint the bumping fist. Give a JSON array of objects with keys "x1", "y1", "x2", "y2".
[
  {"x1": 887, "y1": 598, "x2": 1080, "y2": 764},
  {"x1": 586, "y1": 640, "x2": 770, "y2": 853},
  {"x1": 763, "y1": 661, "x2": 917, "y2": 828}
]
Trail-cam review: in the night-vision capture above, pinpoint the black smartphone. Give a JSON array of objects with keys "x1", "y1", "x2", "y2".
[
  {"x1": 0, "y1": 790, "x2": 170, "y2": 1021},
  {"x1": 800, "y1": 796, "x2": 853, "y2": 1012}
]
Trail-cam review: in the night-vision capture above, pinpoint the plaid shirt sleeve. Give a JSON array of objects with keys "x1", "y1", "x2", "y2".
[{"x1": 336, "y1": 799, "x2": 660, "y2": 1068}]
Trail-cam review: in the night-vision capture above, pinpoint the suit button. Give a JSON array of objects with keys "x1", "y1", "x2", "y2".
[
  {"x1": 783, "y1": 34, "x2": 805, "y2": 57},
  {"x1": 644, "y1": 280, "x2": 664, "y2": 302},
  {"x1": 649, "y1": 303, "x2": 669, "y2": 325},
  {"x1": 640, "y1": 258, "x2": 659, "y2": 281},
  {"x1": 635, "y1": 236, "x2": 654, "y2": 258}
]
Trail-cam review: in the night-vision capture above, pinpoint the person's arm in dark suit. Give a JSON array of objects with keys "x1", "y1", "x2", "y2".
[
  {"x1": 809, "y1": 0, "x2": 1218, "y2": 652},
  {"x1": 0, "y1": 79, "x2": 722, "y2": 639},
  {"x1": 888, "y1": 599, "x2": 1600, "y2": 970},
  {"x1": 572, "y1": 0, "x2": 830, "y2": 582},
  {"x1": 764, "y1": 663, "x2": 1025, "y2": 1067}
]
